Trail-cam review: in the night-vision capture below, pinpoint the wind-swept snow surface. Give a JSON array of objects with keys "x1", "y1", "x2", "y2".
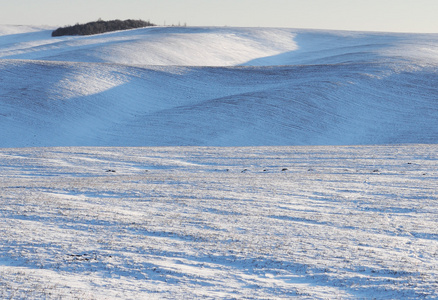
[
  {"x1": 1, "y1": 145, "x2": 437, "y2": 299},
  {"x1": 1, "y1": 25, "x2": 438, "y2": 299},
  {"x1": 0, "y1": 25, "x2": 437, "y2": 147}
]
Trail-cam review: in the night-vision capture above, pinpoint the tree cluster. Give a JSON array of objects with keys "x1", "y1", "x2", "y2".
[{"x1": 52, "y1": 19, "x2": 155, "y2": 37}]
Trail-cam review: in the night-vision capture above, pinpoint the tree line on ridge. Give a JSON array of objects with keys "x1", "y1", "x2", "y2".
[{"x1": 52, "y1": 19, "x2": 155, "y2": 37}]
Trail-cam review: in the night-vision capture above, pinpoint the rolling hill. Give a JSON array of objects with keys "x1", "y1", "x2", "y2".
[
  {"x1": 1, "y1": 24, "x2": 438, "y2": 299},
  {"x1": 0, "y1": 25, "x2": 437, "y2": 147}
]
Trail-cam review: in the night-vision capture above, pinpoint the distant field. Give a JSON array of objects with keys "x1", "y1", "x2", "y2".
[{"x1": 1, "y1": 25, "x2": 437, "y2": 147}]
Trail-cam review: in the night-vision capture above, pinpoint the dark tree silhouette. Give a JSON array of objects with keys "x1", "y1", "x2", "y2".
[{"x1": 52, "y1": 19, "x2": 155, "y2": 37}]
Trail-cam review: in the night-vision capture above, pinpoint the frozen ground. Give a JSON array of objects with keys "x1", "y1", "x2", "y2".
[
  {"x1": 1, "y1": 25, "x2": 437, "y2": 299},
  {"x1": 1, "y1": 25, "x2": 437, "y2": 147},
  {"x1": 1, "y1": 145, "x2": 437, "y2": 299}
]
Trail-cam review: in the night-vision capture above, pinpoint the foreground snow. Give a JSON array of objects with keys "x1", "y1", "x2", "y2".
[{"x1": 1, "y1": 145, "x2": 437, "y2": 299}]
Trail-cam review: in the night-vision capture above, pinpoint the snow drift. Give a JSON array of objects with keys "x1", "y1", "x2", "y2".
[{"x1": 0, "y1": 25, "x2": 437, "y2": 147}]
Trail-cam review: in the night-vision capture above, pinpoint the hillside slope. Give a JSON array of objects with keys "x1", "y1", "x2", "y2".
[{"x1": 0, "y1": 25, "x2": 437, "y2": 147}]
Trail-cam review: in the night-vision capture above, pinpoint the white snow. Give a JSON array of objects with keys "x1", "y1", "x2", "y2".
[
  {"x1": 0, "y1": 26, "x2": 297, "y2": 66},
  {"x1": 1, "y1": 24, "x2": 437, "y2": 299},
  {"x1": 0, "y1": 25, "x2": 53, "y2": 36},
  {"x1": 0, "y1": 145, "x2": 437, "y2": 299},
  {"x1": 0, "y1": 25, "x2": 437, "y2": 147}
]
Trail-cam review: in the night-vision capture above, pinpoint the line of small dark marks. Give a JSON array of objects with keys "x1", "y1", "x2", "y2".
[
  {"x1": 66, "y1": 253, "x2": 98, "y2": 262},
  {"x1": 240, "y1": 168, "x2": 292, "y2": 173},
  {"x1": 212, "y1": 168, "x2": 230, "y2": 172},
  {"x1": 105, "y1": 169, "x2": 116, "y2": 173}
]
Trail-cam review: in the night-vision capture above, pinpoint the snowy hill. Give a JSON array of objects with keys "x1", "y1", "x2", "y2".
[
  {"x1": 1, "y1": 25, "x2": 437, "y2": 147},
  {"x1": 1, "y1": 25, "x2": 438, "y2": 299}
]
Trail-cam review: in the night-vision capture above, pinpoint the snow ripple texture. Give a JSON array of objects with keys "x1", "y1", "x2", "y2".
[
  {"x1": 1, "y1": 25, "x2": 438, "y2": 300},
  {"x1": 0, "y1": 25, "x2": 437, "y2": 147},
  {"x1": 0, "y1": 145, "x2": 437, "y2": 299}
]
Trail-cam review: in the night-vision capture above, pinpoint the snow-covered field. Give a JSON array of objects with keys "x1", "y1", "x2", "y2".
[
  {"x1": 1, "y1": 25, "x2": 437, "y2": 147},
  {"x1": 1, "y1": 145, "x2": 437, "y2": 299},
  {"x1": 1, "y1": 25, "x2": 438, "y2": 299}
]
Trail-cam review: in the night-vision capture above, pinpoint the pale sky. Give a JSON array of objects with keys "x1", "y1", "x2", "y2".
[{"x1": 1, "y1": 0, "x2": 437, "y2": 33}]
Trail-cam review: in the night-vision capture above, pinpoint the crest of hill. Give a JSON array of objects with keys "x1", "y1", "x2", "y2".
[
  {"x1": 0, "y1": 26, "x2": 298, "y2": 66},
  {"x1": 0, "y1": 25, "x2": 437, "y2": 147},
  {"x1": 0, "y1": 24, "x2": 53, "y2": 36},
  {"x1": 51, "y1": 19, "x2": 155, "y2": 37}
]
